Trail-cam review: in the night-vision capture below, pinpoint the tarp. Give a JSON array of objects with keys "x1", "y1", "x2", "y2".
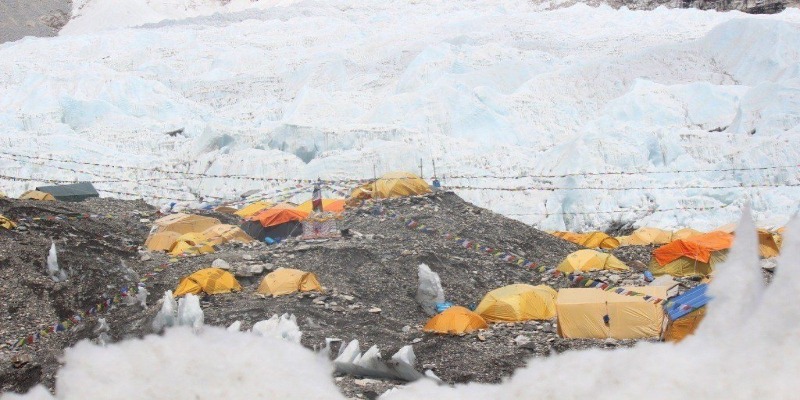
[
  {"x1": 0, "y1": 215, "x2": 17, "y2": 230},
  {"x1": 234, "y1": 201, "x2": 273, "y2": 218},
  {"x1": 152, "y1": 213, "x2": 221, "y2": 235},
  {"x1": 36, "y1": 182, "x2": 99, "y2": 202},
  {"x1": 556, "y1": 249, "x2": 630, "y2": 273},
  {"x1": 296, "y1": 199, "x2": 346, "y2": 214},
  {"x1": 144, "y1": 231, "x2": 181, "y2": 251},
  {"x1": 257, "y1": 268, "x2": 322, "y2": 296},
  {"x1": 249, "y1": 203, "x2": 309, "y2": 228},
  {"x1": 665, "y1": 284, "x2": 710, "y2": 320},
  {"x1": 174, "y1": 268, "x2": 241, "y2": 297},
  {"x1": 556, "y1": 286, "x2": 667, "y2": 339},
  {"x1": 348, "y1": 171, "x2": 431, "y2": 203},
  {"x1": 201, "y1": 224, "x2": 253, "y2": 246},
  {"x1": 19, "y1": 190, "x2": 56, "y2": 201},
  {"x1": 663, "y1": 284, "x2": 710, "y2": 342},
  {"x1": 653, "y1": 231, "x2": 734, "y2": 266},
  {"x1": 475, "y1": 284, "x2": 557, "y2": 322},
  {"x1": 423, "y1": 306, "x2": 488, "y2": 335}
]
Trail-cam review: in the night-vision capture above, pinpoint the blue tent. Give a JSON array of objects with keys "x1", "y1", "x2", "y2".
[{"x1": 664, "y1": 284, "x2": 711, "y2": 320}]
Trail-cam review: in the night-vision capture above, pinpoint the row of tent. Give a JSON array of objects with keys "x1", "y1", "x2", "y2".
[
  {"x1": 172, "y1": 267, "x2": 321, "y2": 298},
  {"x1": 552, "y1": 233, "x2": 730, "y2": 278},
  {"x1": 423, "y1": 283, "x2": 709, "y2": 342},
  {"x1": 174, "y1": 265, "x2": 706, "y2": 343},
  {"x1": 144, "y1": 213, "x2": 254, "y2": 255},
  {"x1": 213, "y1": 172, "x2": 432, "y2": 242},
  {"x1": 551, "y1": 225, "x2": 784, "y2": 259},
  {"x1": 145, "y1": 184, "x2": 422, "y2": 254}
]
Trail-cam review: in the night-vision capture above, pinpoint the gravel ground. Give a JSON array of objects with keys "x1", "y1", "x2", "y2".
[
  {"x1": 0, "y1": 192, "x2": 703, "y2": 398},
  {"x1": 0, "y1": 0, "x2": 71, "y2": 44}
]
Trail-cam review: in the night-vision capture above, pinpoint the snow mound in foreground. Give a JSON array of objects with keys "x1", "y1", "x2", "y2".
[
  {"x1": 2, "y1": 327, "x2": 341, "y2": 400},
  {"x1": 2, "y1": 212, "x2": 797, "y2": 399}
]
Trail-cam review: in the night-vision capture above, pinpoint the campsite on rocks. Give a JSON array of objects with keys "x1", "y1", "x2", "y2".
[
  {"x1": 1, "y1": 0, "x2": 800, "y2": 399},
  {"x1": 0, "y1": 177, "x2": 789, "y2": 399}
]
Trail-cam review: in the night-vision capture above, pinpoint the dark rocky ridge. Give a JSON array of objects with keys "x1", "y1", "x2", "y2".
[{"x1": 0, "y1": 192, "x2": 667, "y2": 398}]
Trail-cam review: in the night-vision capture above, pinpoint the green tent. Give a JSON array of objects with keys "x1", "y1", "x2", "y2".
[{"x1": 36, "y1": 182, "x2": 100, "y2": 202}]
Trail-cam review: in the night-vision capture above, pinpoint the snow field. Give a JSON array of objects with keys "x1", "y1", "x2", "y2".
[{"x1": 0, "y1": 1, "x2": 799, "y2": 230}]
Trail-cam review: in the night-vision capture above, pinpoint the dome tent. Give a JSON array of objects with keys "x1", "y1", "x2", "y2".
[
  {"x1": 348, "y1": 171, "x2": 431, "y2": 203},
  {"x1": 174, "y1": 268, "x2": 241, "y2": 297},
  {"x1": 556, "y1": 250, "x2": 630, "y2": 273},
  {"x1": 152, "y1": 213, "x2": 221, "y2": 235},
  {"x1": 423, "y1": 306, "x2": 488, "y2": 335},
  {"x1": 257, "y1": 268, "x2": 322, "y2": 297},
  {"x1": 650, "y1": 231, "x2": 733, "y2": 277},
  {"x1": 241, "y1": 204, "x2": 307, "y2": 241},
  {"x1": 475, "y1": 284, "x2": 557, "y2": 322}
]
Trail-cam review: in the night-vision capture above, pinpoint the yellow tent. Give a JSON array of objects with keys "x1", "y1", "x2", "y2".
[
  {"x1": 556, "y1": 249, "x2": 630, "y2": 273},
  {"x1": 201, "y1": 224, "x2": 253, "y2": 246},
  {"x1": 0, "y1": 215, "x2": 17, "y2": 230},
  {"x1": 475, "y1": 284, "x2": 557, "y2": 322},
  {"x1": 234, "y1": 201, "x2": 273, "y2": 218},
  {"x1": 715, "y1": 223, "x2": 738, "y2": 233},
  {"x1": 581, "y1": 232, "x2": 620, "y2": 249},
  {"x1": 348, "y1": 171, "x2": 431, "y2": 203},
  {"x1": 169, "y1": 233, "x2": 215, "y2": 256},
  {"x1": 19, "y1": 190, "x2": 56, "y2": 201},
  {"x1": 152, "y1": 213, "x2": 221, "y2": 235},
  {"x1": 757, "y1": 229, "x2": 780, "y2": 258},
  {"x1": 663, "y1": 307, "x2": 707, "y2": 342},
  {"x1": 553, "y1": 232, "x2": 620, "y2": 249},
  {"x1": 556, "y1": 287, "x2": 667, "y2": 339},
  {"x1": 423, "y1": 306, "x2": 488, "y2": 335},
  {"x1": 295, "y1": 199, "x2": 346, "y2": 214},
  {"x1": 619, "y1": 227, "x2": 673, "y2": 246},
  {"x1": 257, "y1": 268, "x2": 322, "y2": 297},
  {"x1": 650, "y1": 251, "x2": 727, "y2": 277},
  {"x1": 174, "y1": 268, "x2": 241, "y2": 297},
  {"x1": 673, "y1": 228, "x2": 704, "y2": 240},
  {"x1": 144, "y1": 231, "x2": 181, "y2": 251}
]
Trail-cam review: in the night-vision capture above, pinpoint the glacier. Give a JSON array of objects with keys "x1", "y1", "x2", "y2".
[{"x1": 0, "y1": 0, "x2": 799, "y2": 231}]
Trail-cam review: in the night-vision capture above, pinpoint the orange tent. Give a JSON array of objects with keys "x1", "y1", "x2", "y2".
[
  {"x1": 249, "y1": 203, "x2": 309, "y2": 227},
  {"x1": 295, "y1": 199, "x2": 345, "y2": 214},
  {"x1": 653, "y1": 231, "x2": 734, "y2": 266},
  {"x1": 423, "y1": 306, "x2": 488, "y2": 335}
]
